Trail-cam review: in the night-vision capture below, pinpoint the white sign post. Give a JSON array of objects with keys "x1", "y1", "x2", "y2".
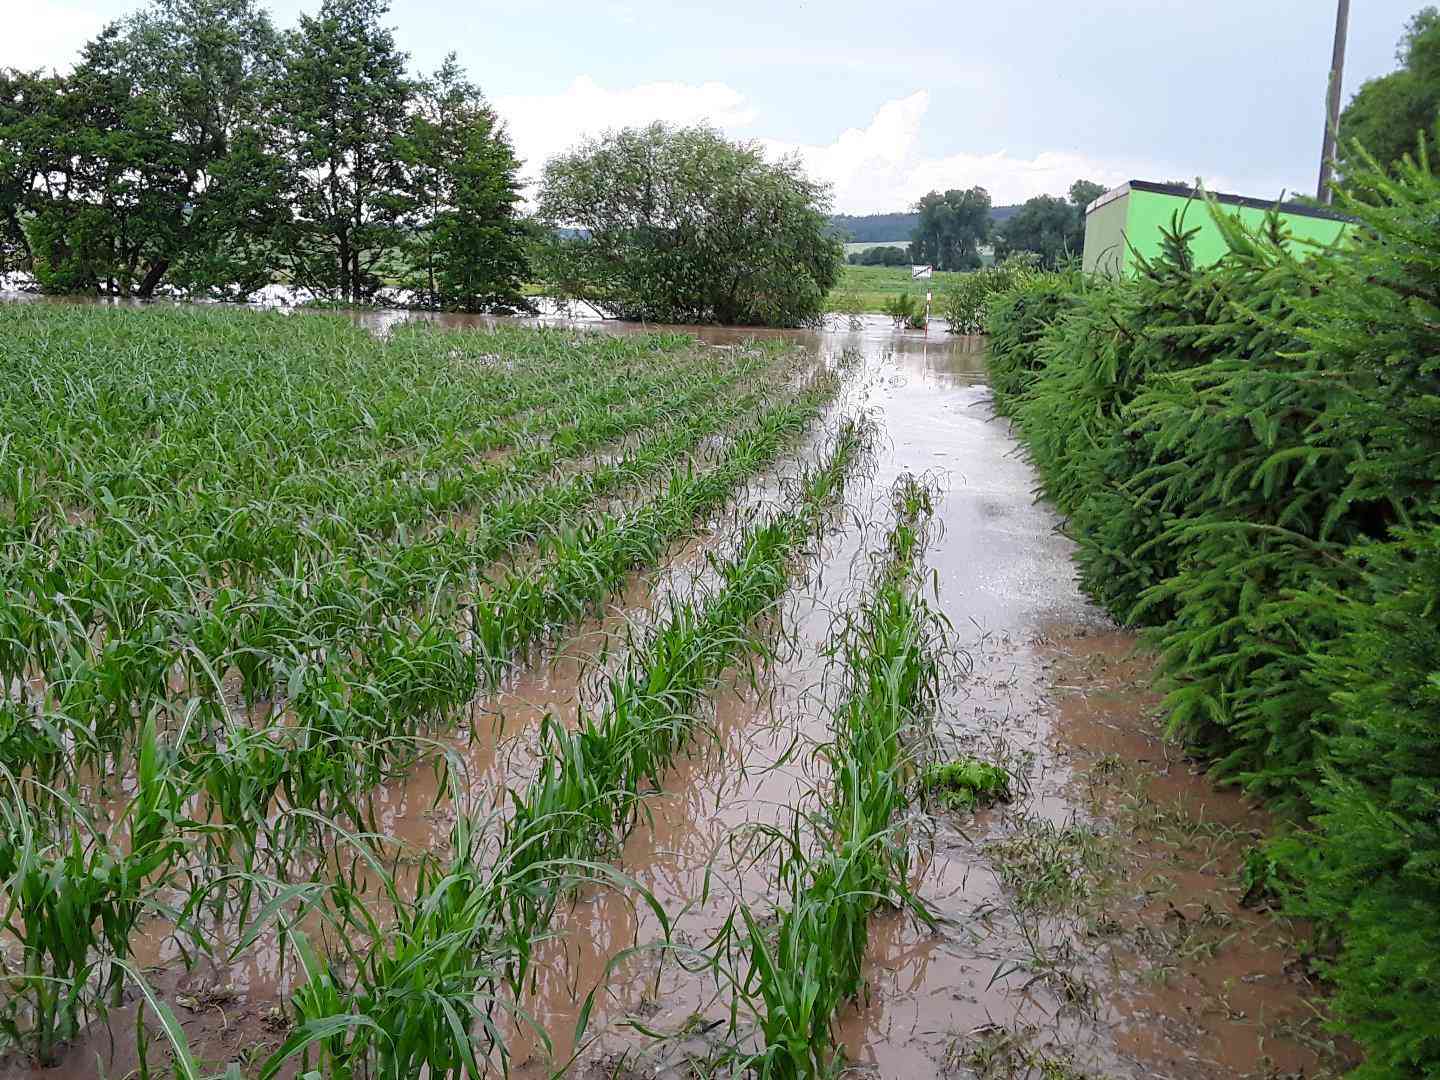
[{"x1": 911, "y1": 266, "x2": 933, "y2": 333}]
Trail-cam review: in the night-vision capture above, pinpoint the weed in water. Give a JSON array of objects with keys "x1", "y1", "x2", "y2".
[{"x1": 921, "y1": 755, "x2": 1011, "y2": 811}]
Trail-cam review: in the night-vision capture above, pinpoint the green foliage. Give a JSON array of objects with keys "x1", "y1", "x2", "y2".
[
  {"x1": 536, "y1": 122, "x2": 841, "y2": 327},
  {"x1": 981, "y1": 270, "x2": 1083, "y2": 414},
  {"x1": 5, "y1": 0, "x2": 284, "y2": 299},
  {"x1": 1337, "y1": 7, "x2": 1440, "y2": 185},
  {"x1": 921, "y1": 756, "x2": 1011, "y2": 810},
  {"x1": 988, "y1": 150, "x2": 1440, "y2": 1074},
  {"x1": 1285, "y1": 529, "x2": 1440, "y2": 1077},
  {"x1": 399, "y1": 56, "x2": 530, "y2": 313},
  {"x1": 937, "y1": 254, "x2": 1044, "y2": 334},
  {"x1": 846, "y1": 244, "x2": 910, "y2": 266},
  {"x1": 0, "y1": 0, "x2": 530, "y2": 307},
  {"x1": 727, "y1": 473, "x2": 948, "y2": 1078},
  {"x1": 882, "y1": 290, "x2": 926, "y2": 329},
  {"x1": 910, "y1": 187, "x2": 991, "y2": 271},
  {"x1": 274, "y1": 0, "x2": 415, "y2": 304},
  {"x1": 993, "y1": 180, "x2": 1101, "y2": 269}
]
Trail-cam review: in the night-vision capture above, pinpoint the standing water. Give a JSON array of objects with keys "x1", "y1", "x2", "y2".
[{"x1": 0, "y1": 297, "x2": 1343, "y2": 1079}]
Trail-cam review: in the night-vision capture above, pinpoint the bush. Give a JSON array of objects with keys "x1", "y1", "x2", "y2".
[
  {"x1": 882, "y1": 291, "x2": 926, "y2": 329},
  {"x1": 986, "y1": 153, "x2": 1440, "y2": 1074},
  {"x1": 981, "y1": 270, "x2": 1083, "y2": 414},
  {"x1": 938, "y1": 254, "x2": 1043, "y2": 334},
  {"x1": 1279, "y1": 529, "x2": 1440, "y2": 1077},
  {"x1": 536, "y1": 123, "x2": 842, "y2": 327},
  {"x1": 848, "y1": 245, "x2": 910, "y2": 267}
]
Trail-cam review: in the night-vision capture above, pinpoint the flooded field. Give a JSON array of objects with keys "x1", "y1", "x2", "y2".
[{"x1": 0, "y1": 297, "x2": 1343, "y2": 1079}]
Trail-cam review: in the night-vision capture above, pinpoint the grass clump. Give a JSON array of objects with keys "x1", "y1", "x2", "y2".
[{"x1": 921, "y1": 755, "x2": 1011, "y2": 810}]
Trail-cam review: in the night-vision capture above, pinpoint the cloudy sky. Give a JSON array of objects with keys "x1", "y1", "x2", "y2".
[{"x1": 5, "y1": 0, "x2": 1424, "y2": 212}]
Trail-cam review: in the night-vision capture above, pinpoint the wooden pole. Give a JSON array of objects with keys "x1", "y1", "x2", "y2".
[{"x1": 1318, "y1": 0, "x2": 1351, "y2": 204}]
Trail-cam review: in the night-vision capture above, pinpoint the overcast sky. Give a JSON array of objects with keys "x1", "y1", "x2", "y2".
[{"x1": 5, "y1": 0, "x2": 1425, "y2": 212}]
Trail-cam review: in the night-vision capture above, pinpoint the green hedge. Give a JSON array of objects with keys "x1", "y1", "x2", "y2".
[{"x1": 984, "y1": 155, "x2": 1440, "y2": 1076}]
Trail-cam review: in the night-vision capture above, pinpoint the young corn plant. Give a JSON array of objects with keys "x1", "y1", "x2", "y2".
[
  {"x1": 0, "y1": 718, "x2": 199, "y2": 1065},
  {"x1": 721, "y1": 472, "x2": 952, "y2": 1079}
]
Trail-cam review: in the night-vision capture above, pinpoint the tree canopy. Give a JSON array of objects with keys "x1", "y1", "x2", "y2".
[
  {"x1": 1337, "y1": 7, "x2": 1440, "y2": 182},
  {"x1": 909, "y1": 187, "x2": 991, "y2": 270},
  {"x1": 993, "y1": 179, "x2": 1104, "y2": 269},
  {"x1": 537, "y1": 123, "x2": 841, "y2": 327},
  {"x1": 0, "y1": 0, "x2": 529, "y2": 310},
  {"x1": 847, "y1": 245, "x2": 910, "y2": 266}
]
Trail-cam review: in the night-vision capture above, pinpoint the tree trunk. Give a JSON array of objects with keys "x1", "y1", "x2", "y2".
[
  {"x1": 135, "y1": 258, "x2": 170, "y2": 299},
  {"x1": 337, "y1": 229, "x2": 351, "y2": 303}
]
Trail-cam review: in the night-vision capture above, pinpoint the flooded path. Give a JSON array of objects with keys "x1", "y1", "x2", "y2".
[{"x1": 0, "y1": 297, "x2": 1341, "y2": 1078}]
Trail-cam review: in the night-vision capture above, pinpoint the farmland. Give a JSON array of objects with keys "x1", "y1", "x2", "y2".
[
  {"x1": 0, "y1": 300, "x2": 1345, "y2": 1079},
  {"x1": 825, "y1": 264, "x2": 968, "y2": 315}
]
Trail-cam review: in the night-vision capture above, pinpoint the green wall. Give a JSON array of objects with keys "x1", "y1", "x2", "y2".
[{"x1": 1082, "y1": 185, "x2": 1351, "y2": 275}]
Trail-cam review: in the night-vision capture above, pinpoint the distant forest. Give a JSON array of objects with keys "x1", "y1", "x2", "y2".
[{"x1": 831, "y1": 206, "x2": 1021, "y2": 243}]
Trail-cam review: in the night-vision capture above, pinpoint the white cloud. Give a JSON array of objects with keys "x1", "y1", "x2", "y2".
[
  {"x1": 498, "y1": 78, "x2": 1230, "y2": 213},
  {"x1": 0, "y1": 1, "x2": 108, "y2": 73},
  {"x1": 762, "y1": 92, "x2": 1233, "y2": 213},
  {"x1": 496, "y1": 76, "x2": 756, "y2": 182}
]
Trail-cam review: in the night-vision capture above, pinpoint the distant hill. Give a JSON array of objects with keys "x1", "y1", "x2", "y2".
[{"x1": 830, "y1": 206, "x2": 1021, "y2": 243}]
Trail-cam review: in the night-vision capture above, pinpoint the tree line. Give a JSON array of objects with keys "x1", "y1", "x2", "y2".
[
  {"x1": 0, "y1": 0, "x2": 846, "y2": 326},
  {"x1": 0, "y1": 0, "x2": 530, "y2": 311},
  {"x1": 906, "y1": 180, "x2": 1106, "y2": 271}
]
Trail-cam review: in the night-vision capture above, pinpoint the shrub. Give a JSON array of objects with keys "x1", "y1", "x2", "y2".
[
  {"x1": 938, "y1": 254, "x2": 1043, "y2": 335},
  {"x1": 981, "y1": 271, "x2": 1083, "y2": 414},
  {"x1": 882, "y1": 291, "x2": 926, "y2": 329},
  {"x1": 988, "y1": 150, "x2": 1440, "y2": 1073},
  {"x1": 536, "y1": 123, "x2": 842, "y2": 327},
  {"x1": 1285, "y1": 529, "x2": 1440, "y2": 1077}
]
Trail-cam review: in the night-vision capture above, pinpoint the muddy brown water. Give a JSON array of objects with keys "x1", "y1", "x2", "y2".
[{"x1": 0, "y1": 298, "x2": 1343, "y2": 1079}]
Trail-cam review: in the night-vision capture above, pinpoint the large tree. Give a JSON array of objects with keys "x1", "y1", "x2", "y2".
[
  {"x1": 537, "y1": 122, "x2": 841, "y2": 327},
  {"x1": 401, "y1": 56, "x2": 530, "y2": 313},
  {"x1": 994, "y1": 179, "x2": 1105, "y2": 269},
  {"x1": 11, "y1": 0, "x2": 283, "y2": 298},
  {"x1": 275, "y1": 0, "x2": 415, "y2": 304},
  {"x1": 909, "y1": 187, "x2": 991, "y2": 270},
  {"x1": 1337, "y1": 7, "x2": 1440, "y2": 183},
  {"x1": 0, "y1": 69, "x2": 61, "y2": 277}
]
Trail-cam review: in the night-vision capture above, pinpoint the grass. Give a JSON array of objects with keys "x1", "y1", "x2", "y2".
[{"x1": 825, "y1": 264, "x2": 968, "y2": 315}]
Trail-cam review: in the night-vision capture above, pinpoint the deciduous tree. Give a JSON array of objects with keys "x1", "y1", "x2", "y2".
[
  {"x1": 909, "y1": 187, "x2": 990, "y2": 270},
  {"x1": 537, "y1": 123, "x2": 841, "y2": 326},
  {"x1": 275, "y1": 0, "x2": 415, "y2": 303},
  {"x1": 1337, "y1": 7, "x2": 1440, "y2": 182}
]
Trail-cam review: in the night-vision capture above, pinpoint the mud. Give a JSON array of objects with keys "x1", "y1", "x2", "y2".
[{"x1": 0, "y1": 297, "x2": 1339, "y2": 1079}]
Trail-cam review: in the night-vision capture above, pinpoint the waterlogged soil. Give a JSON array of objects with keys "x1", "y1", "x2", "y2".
[{"x1": 0, "y1": 300, "x2": 1342, "y2": 1079}]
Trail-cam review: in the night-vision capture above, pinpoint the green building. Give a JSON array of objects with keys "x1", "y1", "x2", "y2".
[{"x1": 1082, "y1": 180, "x2": 1352, "y2": 276}]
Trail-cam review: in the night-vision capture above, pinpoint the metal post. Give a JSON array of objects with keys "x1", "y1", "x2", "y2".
[{"x1": 1318, "y1": 0, "x2": 1351, "y2": 203}]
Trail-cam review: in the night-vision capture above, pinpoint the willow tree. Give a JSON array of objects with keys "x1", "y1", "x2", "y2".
[{"x1": 537, "y1": 123, "x2": 841, "y2": 327}]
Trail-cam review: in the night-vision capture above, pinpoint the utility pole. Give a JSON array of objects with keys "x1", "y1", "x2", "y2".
[{"x1": 1318, "y1": 0, "x2": 1351, "y2": 203}]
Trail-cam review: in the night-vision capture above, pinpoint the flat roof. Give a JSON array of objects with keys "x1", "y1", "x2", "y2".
[{"x1": 1085, "y1": 180, "x2": 1354, "y2": 222}]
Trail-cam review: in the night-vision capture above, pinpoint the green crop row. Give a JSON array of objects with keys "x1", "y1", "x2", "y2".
[
  {"x1": 247, "y1": 416, "x2": 871, "y2": 1079},
  {"x1": 0, "y1": 307, "x2": 849, "y2": 1071},
  {"x1": 710, "y1": 473, "x2": 949, "y2": 1078}
]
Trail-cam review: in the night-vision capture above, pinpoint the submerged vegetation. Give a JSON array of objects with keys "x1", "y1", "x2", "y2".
[
  {"x1": 706, "y1": 472, "x2": 953, "y2": 1077},
  {"x1": 921, "y1": 755, "x2": 1011, "y2": 810},
  {"x1": 984, "y1": 150, "x2": 1440, "y2": 1077},
  {"x1": 0, "y1": 302, "x2": 873, "y2": 1071}
]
